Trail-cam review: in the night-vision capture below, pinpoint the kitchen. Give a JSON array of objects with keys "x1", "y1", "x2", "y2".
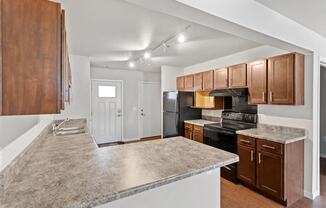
[{"x1": 0, "y1": 0, "x2": 325, "y2": 208}]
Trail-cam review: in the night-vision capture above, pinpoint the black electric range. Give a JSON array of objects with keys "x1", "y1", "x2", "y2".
[{"x1": 204, "y1": 111, "x2": 257, "y2": 183}]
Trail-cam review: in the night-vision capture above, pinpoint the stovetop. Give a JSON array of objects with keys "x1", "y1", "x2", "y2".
[{"x1": 204, "y1": 111, "x2": 257, "y2": 132}]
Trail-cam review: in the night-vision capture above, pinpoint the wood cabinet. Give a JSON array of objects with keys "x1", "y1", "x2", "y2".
[
  {"x1": 214, "y1": 68, "x2": 228, "y2": 89},
  {"x1": 184, "y1": 123, "x2": 193, "y2": 139},
  {"x1": 203, "y1": 70, "x2": 214, "y2": 90},
  {"x1": 247, "y1": 60, "x2": 268, "y2": 104},
  {"x1": 237, "y1": 135, "x2": 304, "y2": 206},
  {"x1": 184, "y1": 75, "x2": 194, "y2": 91},
  {"x1": 237, "y1": 135, "x2": 256, "y2": 185},
  {"x1": 184, "y1": 123, "x2": 203, "y2": 143},
  {"x1": 0, "y1": 0, "x2": 69, "y2": 115},
  {"x1": 193, "y1": 73, "x2": 203, "y2": 91},
  {"x1": 268, "y1": 53, "x2": 304, "y2": 105},
  {"x1": 229, "y1": 63, "x2": 247, "y2": 88},
  {"x1": 193, "y1": 125, "x2": 204, "y2": 143},
  {"x1": 176, "y1": 76, "x2": 185, "y2": 91}
]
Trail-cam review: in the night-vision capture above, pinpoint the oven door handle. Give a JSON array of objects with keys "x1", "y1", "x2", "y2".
[{"x1": 204, "y1": 128, "x2": 235, "y2": 136}]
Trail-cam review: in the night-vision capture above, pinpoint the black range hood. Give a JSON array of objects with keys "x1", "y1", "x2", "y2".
[{"x1": 209, "y1": 88, "x2": 248, "y2": 97}]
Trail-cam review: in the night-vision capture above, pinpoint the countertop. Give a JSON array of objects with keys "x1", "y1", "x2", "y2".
[
  {"x1": 184, "y1": 119, "x2": 218, "y2": 127},
  {"x1": 236, "y1": 124, "x2": 306, "y2": 144},
  {"x1": 1, "y1": 128, "x2": 238, "y2": 208}
]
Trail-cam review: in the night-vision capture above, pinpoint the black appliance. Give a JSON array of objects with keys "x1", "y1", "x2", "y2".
[
  {"x1": 163, "y1": 91, "x2": 201, "y2": 138},
  {"x1": 204, "y1": 111, "x2": 257, "y2": 183}
]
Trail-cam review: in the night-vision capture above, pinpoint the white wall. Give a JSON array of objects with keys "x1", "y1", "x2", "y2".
[
  {"x1": 0, "y1": 116, "x2": 39, "y2": 149},
  {"x1": 54, "y1": 55, "x2": 91, "y2": 123},
  {"x1": 91, "y1": 67, "x2": 161, "y2": 141},
  {"x1": 320, "y1": 67, "x2": 326, "y2": 157}
]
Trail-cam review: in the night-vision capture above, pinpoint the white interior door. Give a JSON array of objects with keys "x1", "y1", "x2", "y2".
[
  {"x1": 138, "y1": 82, "x2": 161, "y2": 138},
  {"x1": 91, "y1": 80, "x2": 122, "y2": 144}
]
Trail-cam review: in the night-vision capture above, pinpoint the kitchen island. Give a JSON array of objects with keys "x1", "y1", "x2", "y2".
[{"x1": 0, "y1": 122, "x2": 238, "y2": 208}]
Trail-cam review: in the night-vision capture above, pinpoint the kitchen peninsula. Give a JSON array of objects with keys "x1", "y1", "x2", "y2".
[{"x1": 0, "y1": 121, "x2": 238, "y2": 208}]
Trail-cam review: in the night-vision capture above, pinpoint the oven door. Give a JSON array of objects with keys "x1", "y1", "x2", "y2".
[
  {"x1": 203, "y1": 127, "x2": 237, "y2": 183},
  {"x1": 203, "y1": 127, "x2": 236, "y2": 153}
]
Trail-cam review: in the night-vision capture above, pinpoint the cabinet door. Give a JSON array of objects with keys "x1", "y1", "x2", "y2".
[
  {"x1": 184, "y1": 123, "x2": 193, "y2": 139},
  {"x1": 268, "y1": 54, "x2": 294, "y2": 104},
  {"x1": 2, "y1": 0, "x2": 62, "y2": 115},
  {"x1": 247, "y1": 60, "x2": 267, "y2": 104},
  {"x1": 237, "y1": 145, "x2": 256, "y2": 185},
  {"x1": 229, "y1": 64, "x2": 247, "y2": 88},
  {"x1": 203, "y1": 70, "x2": 214, "y2": 90},
  {"x1": 184, "y1": 75, "x2": 194, "y2": 91},
  {"x1": 257, "y1": 150, "x2": 283, "y2": 199},
  {"x1": 194, "y1": 73, "x2": 203, "y2": 91},
  {"x1": 193, "y1": 125, "x2": 203, "y2": 143},
  {"x1": 214, "y1": 68, "x2": 228, "y2": 89},
  {"x1": 176, "y1": 76, "x2": 185, "y2": 91}
]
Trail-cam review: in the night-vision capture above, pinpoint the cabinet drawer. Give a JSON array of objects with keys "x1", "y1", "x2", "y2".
[
  {"x1": 193, "y1": 125, "x2": 203, "y2": 143},
  {"x1": 238, "y1": 135, "x2": 256, "y2": 148},
  {"x1": 184, "y1": 123, "x2": 193, "y2": 130},
  {"x1": 257, "y1": 139, "x2": 283, "y2": 155}
]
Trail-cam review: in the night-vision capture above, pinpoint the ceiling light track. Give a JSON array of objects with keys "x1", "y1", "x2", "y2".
[{"x1": 128, "y1": 25, "x2": 191, "y2": 68}]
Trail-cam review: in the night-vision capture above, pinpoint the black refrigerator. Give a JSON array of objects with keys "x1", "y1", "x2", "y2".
[{"x1": 163, "y1": 91, "x2": 201, "y2": 138}]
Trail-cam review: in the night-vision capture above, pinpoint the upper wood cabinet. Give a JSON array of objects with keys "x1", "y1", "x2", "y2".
[
  {"x1": 214, "y1": 68, "x2": 228, "y2": 89},
  {"x1": 184, "y1": 75, "x2": 194, "y2": 91},
  {"x1": 0, "y1": 0, "x2": 66, "y2": 115},
  {"x1": 203, "y1": 70, "x2": 214, "y2": 90},
  {"x1": 176, "y1": 76, "x2": 185, "y2": 91},
  {"x1": 194, "y1": 91, "x2": 224, "y2": 109},
  {"x1": 268, "y1": 53, "x2": 304, "y2": 105},
  {"x1": 247, "y1": 60, "x2": 268, "y2": 104},
  {"x1": 228, "y1": 63, "x2": 247, "y2": 88},
  {"x1": 193, "y1": 73, "x2": 203, "y2": 91}
]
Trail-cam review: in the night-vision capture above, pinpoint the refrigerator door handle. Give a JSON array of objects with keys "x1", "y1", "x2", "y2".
[{"x1": 175, "y1": 113, "x2": 178, "y2": 129}]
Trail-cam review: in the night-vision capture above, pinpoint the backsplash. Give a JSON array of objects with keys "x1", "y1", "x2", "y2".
[{"x1": 202, "y1": 110, "x2": 222, "y2": 121}]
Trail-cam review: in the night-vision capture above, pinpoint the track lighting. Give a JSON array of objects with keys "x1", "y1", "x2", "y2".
[
  {"x1": 143, "y1": 52, "x2": 151, "y2": 59},
  {"x1": 177, "y1": 34, "x2": 186, "y2": 43},
  {"x1": 129, "y1": 61, "x2": 135, "y2": 68}
]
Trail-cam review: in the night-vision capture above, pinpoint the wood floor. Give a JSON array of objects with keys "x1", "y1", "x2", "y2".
[{"x1": 221, "y1": 158, "x2": 326, "y2": 208}]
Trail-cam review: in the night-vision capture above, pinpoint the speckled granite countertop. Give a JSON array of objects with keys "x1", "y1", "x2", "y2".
[
  {"x1": 184, "y1": 119, "x2": 218, "y2": 127},
  {"x1": 1, "y1": 128, "x2": 238, "y2": 208},
  {"x1": 236, "y1": 124, "x2": 306, "y2": 144}
]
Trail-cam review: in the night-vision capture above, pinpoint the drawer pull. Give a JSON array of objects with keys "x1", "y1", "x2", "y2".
[
  {"x1": 251, "y1": 150, "x2": 254, "y2": 162},
  {"x1": 240, "y1": 139, "x2": 251, "y2": 144},
  {"x1": 258, "y1": 152, "x2": 261, "y2": 164},
  {"x1": 262, "y1": 144, "x2": 276, "y2": 150}
]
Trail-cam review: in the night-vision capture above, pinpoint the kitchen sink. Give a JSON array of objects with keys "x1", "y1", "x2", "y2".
[{"x1": 54, "y1": 128, "x2": 86, "y2": 136}]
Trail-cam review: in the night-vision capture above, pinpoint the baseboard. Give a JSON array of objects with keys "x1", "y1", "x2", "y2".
[{"x1": 304, "y1": 190, "x2": 319, "y2": 200}]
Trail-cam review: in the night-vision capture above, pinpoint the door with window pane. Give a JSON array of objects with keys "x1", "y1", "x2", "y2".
[{"x1": 91, "y1": 80, "x2": 122, "y2": 144}]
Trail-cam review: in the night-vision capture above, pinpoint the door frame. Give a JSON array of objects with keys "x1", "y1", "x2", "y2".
[
  {"x1": 137, "y1": 81, "x2": 161, "y2": 139},
  {"x1": 90, "y1": 79, "x2": 124, "y2": 142}
]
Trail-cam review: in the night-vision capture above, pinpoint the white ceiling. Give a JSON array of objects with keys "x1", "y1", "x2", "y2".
[
  {"x1": 58, "y1": 0, "x2": 261, "y2": 72},
  {"x1": 256, "y1": 0, "x2": 326, "y2": 37}
]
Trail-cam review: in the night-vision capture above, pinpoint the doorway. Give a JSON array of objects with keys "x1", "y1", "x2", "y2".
[
  {"x1": 138, "y1": 82, "x2": 161, "y2": 139},
  {"x1": 91, "y1": 80, "x2": 123, "y2": 144}
]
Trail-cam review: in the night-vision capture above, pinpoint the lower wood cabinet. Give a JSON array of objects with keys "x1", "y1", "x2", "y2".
[
  {"x1": 237, "y1": 135, "x2": 304, "y2": 206},
  {"x1": 184, "y1": 123, "x2": 203, "y2": 143}
]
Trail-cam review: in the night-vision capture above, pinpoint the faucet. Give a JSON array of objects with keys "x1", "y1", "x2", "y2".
[{"x1": 52, "y1": 118, "x2": 69, "y2": 132}]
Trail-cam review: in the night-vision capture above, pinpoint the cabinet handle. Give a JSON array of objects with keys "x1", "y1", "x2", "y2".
[
  {"x1": 258, "y1": 152, "x2": 261, "y2": 164},
  {"x1": 269, "y1": 91, "x2": 273, "y2": 102},
  {"x1": 251, "y1": 150, "x2": 254, "y2": 162},
  {"x1": 262, "y1": 92, "x2": 266, "y2": 102},
  {"x1": 262, "y1": 144, "x2": 276, "y2": 150},
  {"x1": 224, "y1": 166, "x2": 232, "y2": 171},
  {"x1": 240, "y1": 139, "x2": 250, "y2": 144}
]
